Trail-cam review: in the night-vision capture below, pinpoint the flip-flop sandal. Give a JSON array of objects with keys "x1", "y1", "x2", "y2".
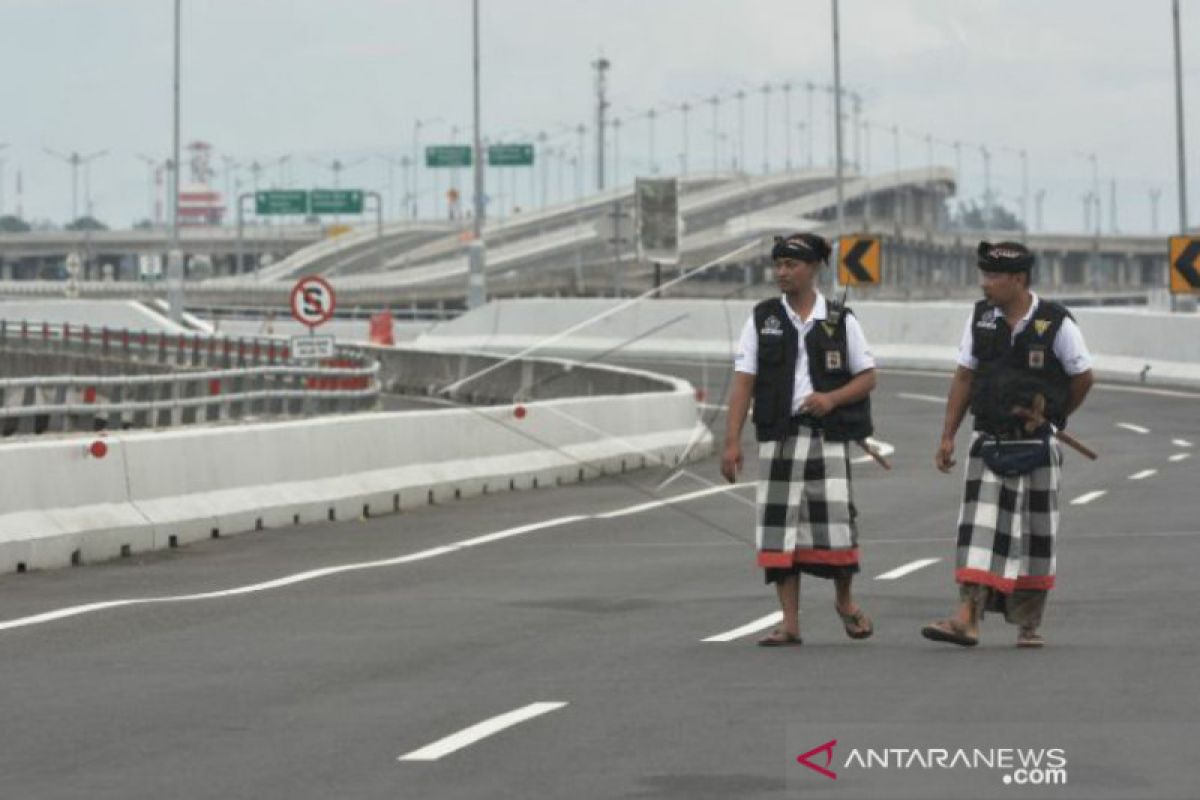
[
  {"x1": 837, "y1": 607, "x2": 874, "y2": 640},
  {"x1": 921, "y1": 619, "x2": 979, "y2": 647},
  {"x1": 757, "y1": 628, "x2": 803, "y2": 647},
  {"x1": 1017, "y1": 629, "x2": 1044, "y2": 648}
]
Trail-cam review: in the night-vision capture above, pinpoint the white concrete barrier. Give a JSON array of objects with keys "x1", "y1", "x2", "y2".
[
  {"x1": 415, "y1": 298, "x2": 1200, "y2": 388},
  {"x1": 0, "y1": 377, "x2": 710, "y2": 575}
]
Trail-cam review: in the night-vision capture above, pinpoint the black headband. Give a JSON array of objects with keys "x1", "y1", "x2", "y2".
[
  {"x1": 772, "y1": 236, "x2": 821, "y2": 263},
  {"x1": 976, "y1": 240, "x2": 1034, "y2": 272}
]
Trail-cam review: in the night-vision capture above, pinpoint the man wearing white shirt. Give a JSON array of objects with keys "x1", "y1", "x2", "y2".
[
  {"x1": 722, "y1": 232, "x2": 878, "y2": 647},
  {"x1": 923, "y1": 241, "x2": 1095, "y2": 649}
]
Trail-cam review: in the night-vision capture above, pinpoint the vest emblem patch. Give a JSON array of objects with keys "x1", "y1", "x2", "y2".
[
  {"x1": 1028, "y1": 349, "x2": 1045, "y2": 369},
  {"x1": 1033, "y1": 319, "x2": 1051, "y2": 336},
  {"x1": 825, "y1": 350, "x2": 844, "y2": 371},
  {"x1": 821, "y1": 322, "x2": 836, "y2": 337},
  {"x1": 761, "y1": 315, "x2": 784, "y2": 337}
]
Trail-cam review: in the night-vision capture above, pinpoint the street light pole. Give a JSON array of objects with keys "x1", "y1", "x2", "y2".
[
  {"x1": 761, "y1": 82, "x2": 771, "y2": 174},
  {"x1": 467, "y1": 0, "x2": 487, "y2": 309},
  {"x1": 1172, "y1": 0, "x2": 1190, "y2": 312},
  {"x1": 1172, "y1": 0, "x2": 1190, "y2": 235},
  {"x1": 166, "y1": 0, "x2": 184, "y2": 323},
  {"x1": 832, "y1": 0, "x2": 845, "y2": 290}
]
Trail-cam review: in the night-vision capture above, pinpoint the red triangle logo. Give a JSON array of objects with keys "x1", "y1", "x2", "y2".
[{"x1": 796, "y1": 739, "x2": 838, "y2": 780}]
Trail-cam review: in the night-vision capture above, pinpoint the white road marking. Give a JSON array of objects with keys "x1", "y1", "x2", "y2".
[
  {"x1": 699, "y1": 402, "x2": 729, "y2": 412},
  {"x1": 896, "y1": 392, "x2": 945, "y2": 405},
  {"x1": 1172, "y1": 439, "x2": 1193, "y2": 448},
  {"x1": 1128, "y1": 469, "x2": 1158, "y2": 481},
  {"x1": 875, "y1": 557, "x2": 941, "y2": 580},
  {"x1": 851, "y1": 438, "x2": 896, "y2": 465},
  {"x1": 1071, "y1": 490, "x2": 1108, "y2": 505},
  {"x1": 0, "y1": 484, "x2": 754, "y2": 634},
  {"x1": 398, "y1": 702, "x2": 568, "y2": 762},
  {"x1": 702, "y1": 611, "x2": 783, "y2": 643},
  {"x1": 1169, "y1": 453, "x2": 1191, "y2": 463},
  {"x1": 596, "y1": 483, "x2": 749, "y2": 519},
  {"x1": 1116, "y1": 422, "x2": 1151, "y2": 434}
]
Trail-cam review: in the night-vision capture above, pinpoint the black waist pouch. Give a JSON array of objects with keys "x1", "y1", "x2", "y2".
[{"x1": 975, "y1": 436, "x2": 1052, "y2": 477}]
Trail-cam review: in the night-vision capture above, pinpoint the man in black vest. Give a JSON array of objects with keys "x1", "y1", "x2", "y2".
[
  {"x1": 922, "y1": 241, "x2": 1094, "y2": 649},
  {"x1": 721, "y1": 232, "x2": 878, "y2": 646}
]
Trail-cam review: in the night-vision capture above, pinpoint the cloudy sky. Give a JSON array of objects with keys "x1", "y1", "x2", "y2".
[{"x1": 1, "y1": 0, "x2": 1196, "y2": 233}]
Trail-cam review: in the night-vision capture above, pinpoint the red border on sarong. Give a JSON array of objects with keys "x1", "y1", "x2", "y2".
[
  {"x1": 758, "y1": 548, "x2": 860, "y2": 568},
  {"x1": 956, "y1": 568, "x2": 1056, "y2": 594}
]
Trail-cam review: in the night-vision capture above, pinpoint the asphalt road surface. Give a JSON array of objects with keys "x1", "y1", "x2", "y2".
[{"x1": 1, "y1": 362, "x2": 1196, "y2": 800}]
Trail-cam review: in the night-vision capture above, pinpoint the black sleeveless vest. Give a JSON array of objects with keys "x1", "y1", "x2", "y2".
[
  {"x1": 968, "y1": 297, "x2": 1073, "y2": 435},
  {"x1": 751, "y1": 297, "x2": 874, "y2": 443}
]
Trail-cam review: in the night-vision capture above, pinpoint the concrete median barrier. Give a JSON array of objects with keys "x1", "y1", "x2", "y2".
[{"x1": 0, "y1": 373, "x2": 710, "y2": 576}]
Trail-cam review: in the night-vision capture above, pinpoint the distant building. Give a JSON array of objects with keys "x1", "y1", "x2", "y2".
[{"x1": 176, "y1": 141, "x2": 225, "y2": 226}]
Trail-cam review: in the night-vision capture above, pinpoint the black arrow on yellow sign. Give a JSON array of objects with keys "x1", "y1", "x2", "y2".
[
  {"x1": 1169, "y1": 236, "x2": 1200, "y2": 294},
  {"x1": 838, "y1": 236, "x2": 881, "y2": 285}
]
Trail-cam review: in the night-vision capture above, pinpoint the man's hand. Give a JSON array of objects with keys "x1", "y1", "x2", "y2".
[
  {"x1": 720, "y1": 441, "x2": 743, "y2": 483},
  {"x1": 800, "y1": 392, "x2": 837, "y2": 418},
  {"x1": 935, "y1": 437, "x2": 956, "y2": 473}
]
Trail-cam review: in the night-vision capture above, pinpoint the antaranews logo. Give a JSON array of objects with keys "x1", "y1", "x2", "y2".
[{"x1": 795, "y1": 740, "x2": 1068, "y2": 787}]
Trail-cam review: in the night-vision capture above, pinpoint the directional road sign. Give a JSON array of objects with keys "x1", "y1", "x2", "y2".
[
  {"x1": 838, "y1": 235, "x2": 882, "y2": 286},
  {"x1": 255, "y1": 190, "x2": 308, "y2": 215},
  {"x1": 426, "y1": 145, "x2": 472, "y2": 168},
  {"x1": 635, "y1": 177, "x2": 679, "y2": 264},
  {"x1": 310, "y1": 189, "x2": 364, "y2": 214},
  {"x1": 488, "y1": 143, "x2": 534, "y2": 167},
  {"x1": 1169, "y1": 236, "x2": 1200, "y2": 294},
  {"x1": 290, "y1": 275, "x2": 336, "y2": 328}
]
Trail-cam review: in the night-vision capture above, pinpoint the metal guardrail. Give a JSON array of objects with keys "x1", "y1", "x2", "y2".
[{"x1": 0, "y1": 321, "x2": 380, "y2": 437}]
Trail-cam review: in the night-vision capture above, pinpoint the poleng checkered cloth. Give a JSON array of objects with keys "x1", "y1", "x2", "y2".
[
  {"x1": 955, "y1": 434, "x2": 1061, "y2": 593},
  {"x1": 755, "y1": 426, "x2": 860, "y2": 568}
]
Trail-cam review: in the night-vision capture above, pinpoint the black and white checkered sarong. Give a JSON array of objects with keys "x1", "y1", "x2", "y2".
[
  {"x1": 755, "y1": 425, "x2": 860, "y2": 569},
  {"x1": 955, "y1": 434, "x2": 1061, "y2": 593}
]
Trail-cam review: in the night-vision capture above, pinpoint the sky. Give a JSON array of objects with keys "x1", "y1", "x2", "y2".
[{"x1": 0, "y1": 0, "x2": 1197, "y2": 234}]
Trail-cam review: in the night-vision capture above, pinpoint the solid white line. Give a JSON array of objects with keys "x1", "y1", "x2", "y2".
[
  {"x1": 1128, "y1": 469, "x2": 1158, "y2": 481},
  {"x1": 596, "y1": 482, "x2": 748, "y2": 519},
  {"x1": 1172, "y1": 439, "x2": 1193, "y2": 448},
  {"x1": 875, "y1": 557, "x2": 941, "y2": 580},
  {"x1": 1070, "y1": 490, "x2": 1108, "y2": 505},
  {"x1": 1169, "y1": 453, "x2": 1191, "y2": 463},
  {"x1": 896, "y1": 392, "x2": 944, "y2": 405},
  {"x1": 398, "y1": 702, "x2": 568, "y2": 762},
  {"x1": 0, "y1": 484, "x2": 754, "y2": 634},
  {"x1": 702, "y1": 611, "x2": 783, "y2": 642},
  {"x1": 1116, "y1": 422, "x2": 1151, "y2": 434},
  {"x1": 699, "y1": 402, "x2": 729, "y2": 412}
]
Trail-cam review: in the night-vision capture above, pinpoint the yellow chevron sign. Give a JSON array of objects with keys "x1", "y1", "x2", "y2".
[{"x1": 838, "y1": 236, "x2": 881, "y2": 285}]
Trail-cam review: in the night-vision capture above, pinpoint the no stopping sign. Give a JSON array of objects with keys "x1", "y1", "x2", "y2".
[{"x1": 291, "y1": 276, "x2": 336, "y2": 328}]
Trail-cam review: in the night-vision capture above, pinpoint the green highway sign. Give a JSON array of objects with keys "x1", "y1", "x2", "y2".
[
  {"x1": 488, "y1": 143, "x2": 534, "y2": 166},
  {"x1": 426, "y1": 145, "x2": 473, "y2": 168},
  {"x1": 310, "y1": 189, "x2": 364, "y2": 214},
  {"x1": 255, "y1": 190, "x2": 308, "y2": 215}
]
